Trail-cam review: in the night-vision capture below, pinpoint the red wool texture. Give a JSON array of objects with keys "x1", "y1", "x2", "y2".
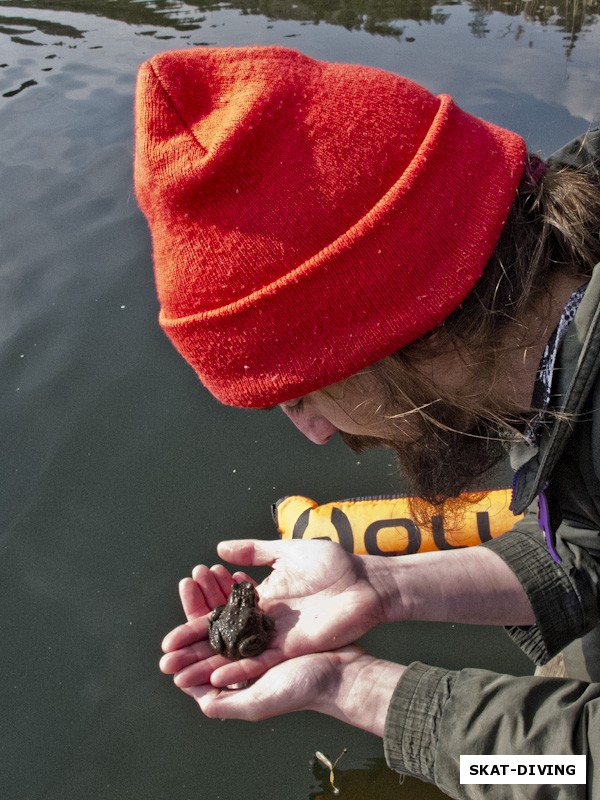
[{"x1": 134, "y1": 46, "x2": 526, "y2": 408}]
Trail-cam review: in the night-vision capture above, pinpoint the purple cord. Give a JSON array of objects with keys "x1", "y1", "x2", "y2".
[{"x1": 538, "y1": 487, "x2": 561, "y2": 563}]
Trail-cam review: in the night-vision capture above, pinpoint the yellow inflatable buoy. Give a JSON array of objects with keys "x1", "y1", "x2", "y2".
[{"x1": 273, "y1": 489, "x2": 522, "y2": 556}]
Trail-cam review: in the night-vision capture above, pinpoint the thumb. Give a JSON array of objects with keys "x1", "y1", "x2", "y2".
[{"x1": 217, "y1": 538, "x2": 288, "y2": 567}]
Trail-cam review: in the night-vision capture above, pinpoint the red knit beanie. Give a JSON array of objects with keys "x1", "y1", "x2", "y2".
[{"x1": 134, "y1": 46, "x2": 526, "y2": 408}]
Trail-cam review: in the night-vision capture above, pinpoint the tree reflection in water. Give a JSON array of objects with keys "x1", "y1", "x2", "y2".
[{"x1": 0, "y1": 0, "x2": 598, "y2": 50}]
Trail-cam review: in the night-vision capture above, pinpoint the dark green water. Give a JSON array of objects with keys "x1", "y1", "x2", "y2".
[{"x1": 2, "y1": 2, "x2": 599, "y2": 798}]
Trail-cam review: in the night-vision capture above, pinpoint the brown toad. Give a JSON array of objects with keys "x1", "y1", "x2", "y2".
[{"x1": 208, "y1": 581, "x2": 275, "y2": 660}]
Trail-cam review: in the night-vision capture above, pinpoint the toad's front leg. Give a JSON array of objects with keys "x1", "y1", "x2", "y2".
[{"x1": 208, "y1": 605, "x2": 226, "y2": 654}]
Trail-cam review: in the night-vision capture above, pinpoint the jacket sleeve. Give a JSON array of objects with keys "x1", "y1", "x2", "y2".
[
  {"x1": 481, "y1": 509, "x2": 600, "y2": 664},
  {"x1": 384, "y1": 661, "x2": 598, "y2": 799}
]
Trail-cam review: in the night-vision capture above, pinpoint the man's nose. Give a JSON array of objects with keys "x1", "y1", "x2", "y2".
[{"x1": 281, "y1": 407, "x2": 337, "y2": 445}]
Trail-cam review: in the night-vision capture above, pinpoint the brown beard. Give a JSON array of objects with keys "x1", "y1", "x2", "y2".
[{"x1": 340, "y1": 406, "x2": 508, "y2": 508}]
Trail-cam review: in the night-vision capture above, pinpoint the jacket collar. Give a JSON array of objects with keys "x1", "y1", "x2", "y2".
[{"x1": 511, "y1": 262, "x2": 600, "y2": 514}]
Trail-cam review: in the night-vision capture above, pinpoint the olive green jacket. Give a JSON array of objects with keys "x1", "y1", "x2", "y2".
[{"x1": 383, "y1": 129, "x2": 600, "y2": 798}]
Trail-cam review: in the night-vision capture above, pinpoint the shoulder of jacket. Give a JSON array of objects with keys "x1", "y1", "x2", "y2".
[
  {"x1": 512, "y1": 268, "x2": 600, "y2": 513},
  {"x1": 547, "y1": 127, "x2": 600, "y2": 171}
]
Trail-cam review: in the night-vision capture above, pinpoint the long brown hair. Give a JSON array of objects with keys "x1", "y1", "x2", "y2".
[{"x1": 342, "y1": 153, "x2": 600, "y2": 505}]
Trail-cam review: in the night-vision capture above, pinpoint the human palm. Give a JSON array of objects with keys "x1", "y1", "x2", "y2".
[
  {"x1": 160, "y1": 539, "x2": 387, "y2": 689},
  {"x1": 183, "y1": 646, "x2": 367, "y2": 722}
]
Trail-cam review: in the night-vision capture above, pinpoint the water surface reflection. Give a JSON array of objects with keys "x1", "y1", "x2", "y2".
[
  {"x1": 1, "y1": 1, "x2": 599, "y2": 798},
  {"x1": 1, "y1": 0, "x2": 599, "y2": 100}
]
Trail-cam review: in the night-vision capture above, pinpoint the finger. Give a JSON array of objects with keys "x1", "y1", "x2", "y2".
[
  {"x1": 191, "y1": 565, "x2": 228, "y2": 609},
  {"x1": 174, "y1": 653, "x2": 230, "y2": 688},
  {"x1": 210, "y1": 648, "x2": 281, "y2": 689},
  {"x1": 209, "y1": 564, "x2": 238, "y2": 599},
  {"x1": 179, "y1": 578, "x2": 209, "y2": 620},
  {"x1": 182, "y1": 683, "x2": 220, "y2": 705},
  {"x1": 159, "y1": 640, "x2": 215, "y2": 674},
  {"x1": 161, "y1": 616, "x2": 208, "y2": 653},
  {"x1": 217, "y1": 539, "x2": 288, "y2": 567},
  {"x1": 190, "y1": 678, "x2": 284, "y2": 722},
  {"x1": 231, "y1": 571, "x2": 256, "y2": 586},
  {"x1": 189, "y1": 684, "x2": 258, "y2": 721}
]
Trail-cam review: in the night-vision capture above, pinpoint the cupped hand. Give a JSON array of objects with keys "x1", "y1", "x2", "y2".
[
  {"x1": 185, "y1": 646, "x2": 368, "y2": 723},
  {"x1": 161, "y1": 539, "x2": 391, "y2": 689},
  {"x1": 180, "y1": 644, "x2": 406, "y2": 740}
]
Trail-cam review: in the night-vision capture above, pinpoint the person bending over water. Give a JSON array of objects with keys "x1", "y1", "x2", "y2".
[{"x1": 134, "y1": 46, "x2": 600, "y2": 798}]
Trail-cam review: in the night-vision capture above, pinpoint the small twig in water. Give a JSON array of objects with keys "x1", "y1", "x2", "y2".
[{"x1": 315, "y1": 748, "x2": 348, "y2": 795}]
